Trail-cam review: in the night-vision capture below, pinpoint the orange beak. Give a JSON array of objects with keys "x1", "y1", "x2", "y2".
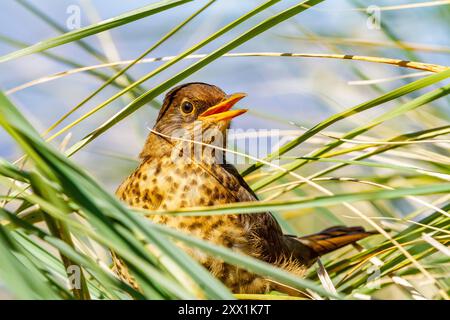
[{"x1": 198, "y1": 93, "x2": 247, "y2": 121}]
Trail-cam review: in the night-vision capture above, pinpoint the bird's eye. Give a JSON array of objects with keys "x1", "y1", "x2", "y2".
[{"x1": 181, "y1": 101, "x2": 194, "y2": 114}]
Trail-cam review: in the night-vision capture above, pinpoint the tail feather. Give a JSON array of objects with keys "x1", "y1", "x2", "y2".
[
  {"x1": 287, "y1": 226, "x2": 376, "y2": 267},
  {"x1": 297, "y1": 226, "x2": 376, "y2": 256}
]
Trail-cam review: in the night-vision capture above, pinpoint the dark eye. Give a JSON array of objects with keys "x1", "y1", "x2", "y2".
[{"x1": 181, "y1": 101, "x2": 194, "y2": 114}]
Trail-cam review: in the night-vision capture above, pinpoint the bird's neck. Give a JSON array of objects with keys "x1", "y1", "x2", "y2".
[
  {"x1": 139, "y1": 130, "x2": 228, "y2": 166},
  {"x1": 139, "y1": 132, "x2": 173, "y2": 159}
]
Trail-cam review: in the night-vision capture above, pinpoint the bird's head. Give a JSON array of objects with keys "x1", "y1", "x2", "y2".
[
  {"x1": 154, "y1": 82, "x2": 246, "y2": 135},
  {"x1": 141, "y1": 82, "x2": 247, "y2": 160}
]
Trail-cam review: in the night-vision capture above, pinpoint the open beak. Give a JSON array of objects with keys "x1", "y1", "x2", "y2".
[{"x1": 198, "y1": 93, "x2": 247, "y2": 121}]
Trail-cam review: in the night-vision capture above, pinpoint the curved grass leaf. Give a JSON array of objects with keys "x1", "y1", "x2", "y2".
[
  {"x1": 44, "y1": 0, "x2": 216, "y2": 138},
  {"x1": 133, "y1": 182, "x2": 450, "y2": 217},
  {"x1": 0, "y1": 0, "x2": 192, "y2": 63}
]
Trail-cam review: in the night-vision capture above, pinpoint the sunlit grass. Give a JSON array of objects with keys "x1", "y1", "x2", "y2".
[{"x1": 0, "y1": 0, "x2": 449, "y2": 300}]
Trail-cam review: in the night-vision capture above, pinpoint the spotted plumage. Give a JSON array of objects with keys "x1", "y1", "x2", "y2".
[{"x1": 113, "y1": 83, "x2": 375, "y2": 294}]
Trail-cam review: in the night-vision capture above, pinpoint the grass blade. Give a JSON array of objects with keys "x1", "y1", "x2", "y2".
[{"x1": 0, "y1": 0, "x2": 192, "y2": 63}]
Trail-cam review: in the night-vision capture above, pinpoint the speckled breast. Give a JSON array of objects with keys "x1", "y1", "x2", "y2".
[{"x1": 116, "y1": 155, "x2": 273, "y2": 293}]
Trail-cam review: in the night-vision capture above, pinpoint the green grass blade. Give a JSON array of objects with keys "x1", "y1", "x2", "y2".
[
  {"x1": 44, "y1": 0, "x2": 216, "y2": 137},
  {"x1": 132, "y1": 183, "x2": 450, "y2": 217},
  {"x1": 0, "y1": 0, "x2": 192, "y2": 63}
]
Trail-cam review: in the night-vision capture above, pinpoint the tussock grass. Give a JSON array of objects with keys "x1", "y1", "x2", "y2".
[{"x1": 0, "y1": 0, "x2": 449, "y2": 300}]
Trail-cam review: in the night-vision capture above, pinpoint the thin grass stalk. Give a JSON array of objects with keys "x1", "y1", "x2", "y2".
[
  {"x1": 41, "y1": 0, "x2": 217, "y2": 137},
  {"x1": 7, "y1": 52, "x2": 447, "y2": 96}
]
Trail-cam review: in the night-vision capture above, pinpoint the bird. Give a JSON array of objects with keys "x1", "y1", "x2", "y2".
[{"x1": 113, "y1": 82, "x2": 375, "y2": 295}]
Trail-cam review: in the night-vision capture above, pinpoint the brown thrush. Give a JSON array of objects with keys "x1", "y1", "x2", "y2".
[{"x1": 113, "y1": 82, "x2": 374, "y2": 294}]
